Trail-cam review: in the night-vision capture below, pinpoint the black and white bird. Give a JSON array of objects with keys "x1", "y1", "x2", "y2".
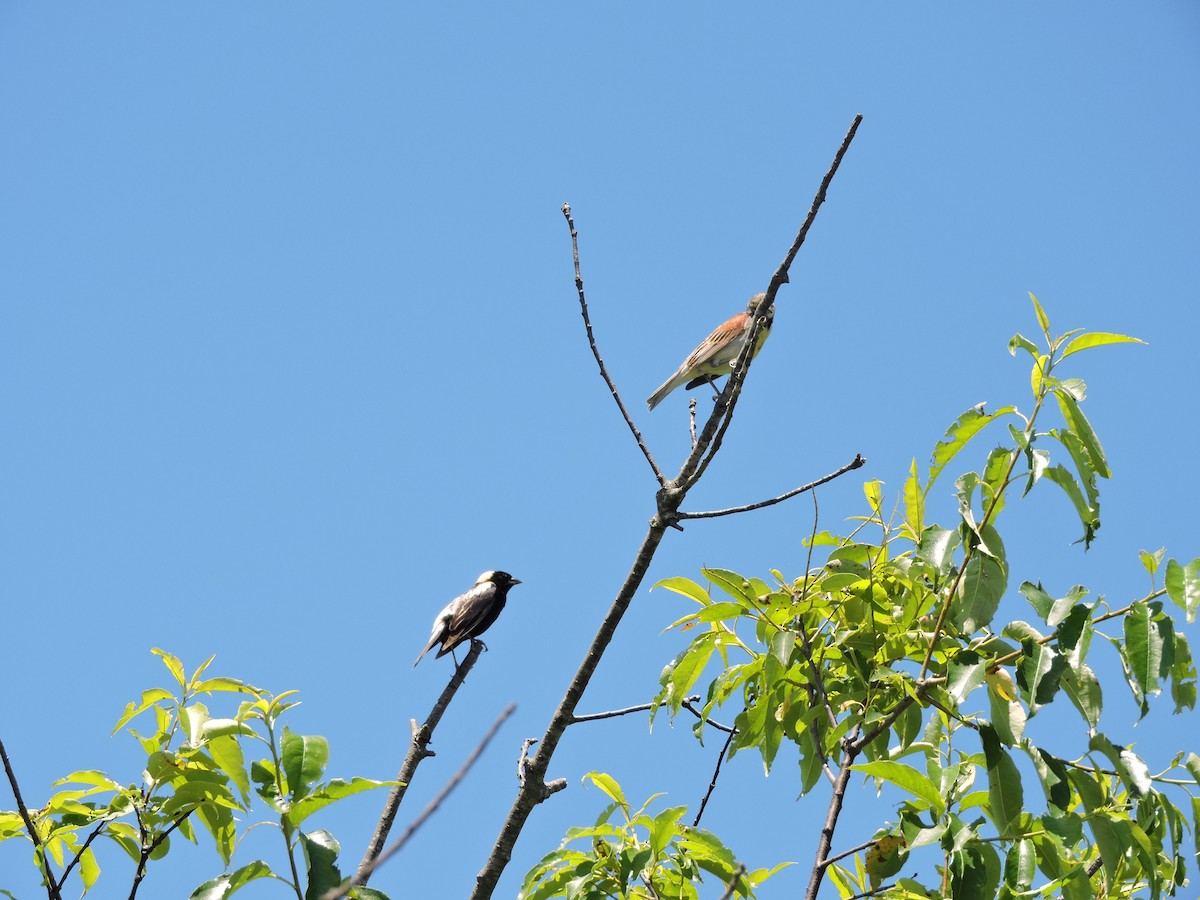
[{"x1": 413, "y1": 570, "x2": 522, "y2": 667}]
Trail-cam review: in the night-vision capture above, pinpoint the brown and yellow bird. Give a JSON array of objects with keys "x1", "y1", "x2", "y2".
[
  {"x1": 413, "y1": 570, "x2": 522, "y2": 667},
  {"x1": 646, "y1": 292, "x2": 773, "y2": 411}
]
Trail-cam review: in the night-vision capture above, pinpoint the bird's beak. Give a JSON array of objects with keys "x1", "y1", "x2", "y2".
[{"x1": 511, "y1": 577, "x2": 523, "y2": 585}]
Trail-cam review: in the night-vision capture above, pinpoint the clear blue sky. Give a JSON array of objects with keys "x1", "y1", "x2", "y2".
[{"x1": 2, "y1": 4, "x2": 1198, "y2": 898}]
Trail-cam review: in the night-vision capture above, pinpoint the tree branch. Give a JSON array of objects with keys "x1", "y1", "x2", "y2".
[
  {"x1": 678, "y1": 454, "x2": 865, "y2": 521},
  {"x1": 692, "y1": 721, "x2": 737, "y2": 827},
  {"x1": 0, "y1": 737, "x2": 62, "y2": 900},
  {"x1": 327, "y1": 704, "x2": 515, "y2": 900},
  {"x1": 716, "y1": 864, "x2": 747, "y2": 900},
  {"x1": 805, "y1": 730, "x2": 860, "y2": 900},
  {"x1": 355, "y1": 640, "x2": 487, "y2": 885},
  {"x1": 471, "y1": 116, "x2": 863, "y2": 899},
  {"x1": 562, "y1": 203, "x2": 665, "y2": 486}
]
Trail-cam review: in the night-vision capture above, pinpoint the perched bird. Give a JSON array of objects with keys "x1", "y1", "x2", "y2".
[
  {"x1": 646, "y1": 292, "x2": 774, "y2": 411},
  {"x1": 413, "y1": 570, "x2": 522, "y2": 667}
]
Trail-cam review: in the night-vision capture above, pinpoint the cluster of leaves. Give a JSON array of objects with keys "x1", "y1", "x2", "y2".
[
  {"x1": 532, "y1": 297, "x2": 1198, "y2": 899},
  {"x1": 0, "y1": 649, "x2": 392, "y2": 900},
  {"x1": 520, "y1": 773, "x2": 789, "y2": 899}
]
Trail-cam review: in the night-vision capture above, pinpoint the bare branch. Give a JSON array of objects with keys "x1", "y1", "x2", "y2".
[
  {"x1": 561, "y1": 203, "x2": 665, "y2": 485},
  {"x1": 716, "y1": 864, "x2": 747, "y2": 900},
  {"x1": 692, "y1": 722, "x2": 737, "y2": 828},
  {"x1": 355, "y1": 640, "x2": 487, "y2": 885},
  {"x1": 678, "y1": 454, "x2": 866, "y2": 521},
  {"x1": 805, "y1": 729, "x2": 860, "y2": 900},
  {"x1": 0, "y1": 737, "x2": 63, "y2": 900},
  {"x1": 327, "y1": 704, "x2": 515, "y2": 900},
  {"x1": 679, "y1": 699, "x2": 735, "y2": 735},
  {"x1": 688, "y1": 398, "x2": 698, "y2": 448}
]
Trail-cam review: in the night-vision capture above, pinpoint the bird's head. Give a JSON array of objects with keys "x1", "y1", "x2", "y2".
[
  {"x1": 746, "y1": 292, "x2": 774, "y2": 327},
  {"x1": 477, "y1": 570, "x2": 522, "y2": 588}
]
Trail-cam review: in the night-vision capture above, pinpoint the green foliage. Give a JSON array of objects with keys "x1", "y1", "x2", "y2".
[
  {"x1": 631, "y1": 297, "x2": 1196, "y2": 898},
  {"x1": 518, "y1": 773, "x2": 790, "y2": 899},
  {"x1": 0, "y1": 650, "x2": 393, "y2": 899}
]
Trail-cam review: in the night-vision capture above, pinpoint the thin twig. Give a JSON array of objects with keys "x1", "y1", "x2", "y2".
[
  {"x1": 0, "y1": 737, "x2": 63, "y2": 900},
  {"x1": 680, "y1": 699, "x2": 735, "y2": 735},
  {"x1": 692, "y1": 722, "x2": 737, "y2": 827},
  {"x1": 129, "y1": 811, "x2": 192, "y2": 900},
  {"x1": 688, "y1": 398, "x2": 698, "y2": 448},
  {"x1": 562, "y1": 203, "x2": 665, "y2": 485},
  {"x1": 355, "y1": 640, "x2": 486, "y2": 885},
  {"x1": 54, "y1": 822, "x2": 106, "y2": 896},
  {"x1": 572, "y1": 697, "x2": 695, "y2": 724},
  {"x1": 819, "y1": 837, "x2": 878, "y2": 870},
  {"x1": 678, "y1": 454, "x2": 866, "y2": 520},
  {"x1": 716, "y1": 864, "x2": 747, "y2": 900},
  {"x1": 326, "y1": 704, "x2": 516, "y2": 900}
]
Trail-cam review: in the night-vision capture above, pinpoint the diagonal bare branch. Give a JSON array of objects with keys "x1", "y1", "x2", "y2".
[
  {"x1": 677, "y1": 454, "x2": 865, "y2": 521},
  {"x1": 562, "y1": 203, "x2": 666, "y2": 485},
  {"x1": 355, "y1": 640, "x2": 487, "y2": 886}
]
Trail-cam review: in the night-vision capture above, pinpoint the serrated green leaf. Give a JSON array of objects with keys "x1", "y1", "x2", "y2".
[
  {"x1": 1041, "y1": 464, "x2": 1099, "y2": 548},
  {"x1": 1059, "y1": 331, "x2": 1146, "y2": 359},
  {"x1": 112, "y1": 688, "x2": 175, "y2": 734},
  {"x1": 1125, "y1": 600, "x2": 1170, "y2": 697},
  {"x1": 1022, "y1": 744, "x2": 1070, "y2": 812},
  {"x1": 903, "y1": 459, "x2": 924, "y2": 536}
]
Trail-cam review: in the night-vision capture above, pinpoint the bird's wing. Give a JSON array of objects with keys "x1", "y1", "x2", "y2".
[
  {"x1": 681, "y1": 311, "x2": 750, "y2": 372},
  {"x1": 437, "y1": 581, "x2": 501, "y2": 655}
]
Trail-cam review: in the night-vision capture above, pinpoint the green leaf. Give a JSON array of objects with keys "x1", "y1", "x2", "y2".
[
  {"x1": 288, "y1": 778, "x2": 396, "y2": 828},
  {"x1": 903, "y1": 459, "x2": 925, "y2": 536},
  {"x1": 1165, "y1": 558, "x2": 1200, "y2": 623},
  {"x1": 1124, "y1": 600, "x2": 1173, "y2": 697},
  {"x1": 1041, "y1": 464, "x2": 1099, "y2": 548},
  {"x1": 1001, "y1": 838, "x2": 1035, "y2": 896},
  {"x1": 648, "y1": 805, "x2": 686, "y2": 858},
  {"x1": 1008, "y1": 332, "x2": 1039, "y2": 359},
  {"x1": 208, "y1": 735, "x2": 250, "y2": 806},
  {"x1": 927, "y1": 405, "x2": 1016, "y2": 494},
  {"x1": 300, "y1": 829, "x2": 342, "y2": 900},
  {"x1": 112, "y1": 688, "x2": 175, "y2": 734},
  {"x1": 152, "y1": 648, "x2": 187, "y2": 689},
  {"x1": 652, "y1": 576, "x2": 710, "y2": 605},
  {"x1": 1140, "y1": 548, "x2": 1166, "y2": 577},
  {"x1": 653, "y1": 631, "x2": 719, "y2": 722},
  {"x1": 1018, "y1": 582, "x2": 1053, "y2": 620},
  {"x1": 1022, "y1": 744, "x2": 1070, "y2": 812},
  {"x1": 1017, "y1": 640, "x2": 1067, "y2": 715},
  {"x1": 1059, "y1": 331, "x2": 1146, "y2": 359},
  {"x1": 987, "y1": 680, "x2": 1026, "y2": 746},
  {"x1": 980, "y1": 724, "x2": 1023, "y2": 836},
  {"x1": 1060, "y1": 662, "x2": 1102, "y2": 729},
  {"x1": 953, "y1": 554, "x2": 1007, "y2": 634},
  {"x1": 1052, "y1": 388, "x2": 1109, "y2": 479},
  {"x1": 584, "y1": 772, "x2": 628, "y2": 812},
  {"x1": 1028, "y1": 292, "x2": 1051, "y2": 341},
  {"x1": 917, "y1": 525, "x2": 958, "y2": 575},
  {"x1": 946, "y1": 651, "x2": 987, "y2": 706},
  {"x1": 852, "y1": 761, "x2": 945, "y2": 815},
  {"x1": 281, "y1": 730, "x2": 330, "y2": 802}
]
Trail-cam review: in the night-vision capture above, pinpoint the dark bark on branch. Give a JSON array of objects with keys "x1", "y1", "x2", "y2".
[
  {"x1": 328, "y1": 703, "x2": 515, "y2": 899},
  {"x1": 355, "y1": 640, "x2": 486, "y2": 885}
]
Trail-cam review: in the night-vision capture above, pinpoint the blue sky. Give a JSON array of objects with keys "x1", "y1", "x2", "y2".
[{"x1": 2, "y1": 4, "x2": 1198, "y2": 898}]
